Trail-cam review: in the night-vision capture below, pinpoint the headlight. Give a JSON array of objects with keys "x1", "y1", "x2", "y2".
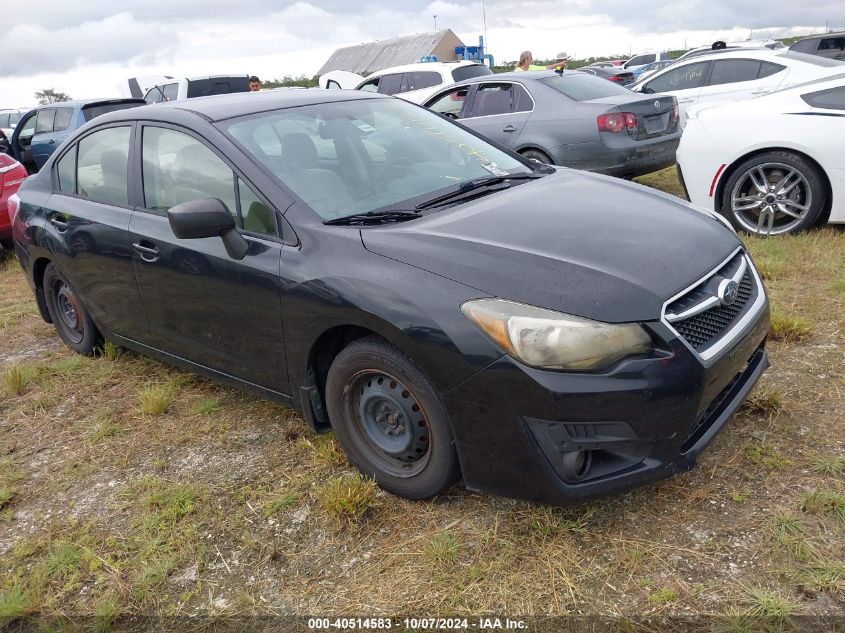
[{"x1": 461, "y1": 299, "x2": 652, "y2": 371}]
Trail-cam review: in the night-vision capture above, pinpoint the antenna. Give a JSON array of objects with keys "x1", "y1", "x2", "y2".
[{"x1": 433, "y1": 14, "x2": 438, "y2": 31}]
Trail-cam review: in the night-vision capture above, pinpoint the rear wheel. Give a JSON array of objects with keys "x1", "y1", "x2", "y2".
[
  {"x1": 519, "y1": 148, "x2": 553, "y2": 165},
  {"x1": 720, "y1": 151, "x2": 826, "y2": 236},
  {"x1": 43, "y1": 263, "x2": 101, "y2": 354},
  {"x1": 325, "y1": 336, "x2": 459, "y2": 499}
]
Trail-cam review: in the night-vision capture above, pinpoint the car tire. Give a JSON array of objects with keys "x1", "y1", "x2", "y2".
[
  {"x1": 43, "y1": 263, "x2": 101, "y2": 355},
  {"x1": 519, "y1": 148, "x2": 553, "y2": 166},
  {"x1": 720, "y1": 151, "x2": 826, "y2": 236},
  {"x1": 325, "y1": 336, "x2": 460, "y2": 500}
]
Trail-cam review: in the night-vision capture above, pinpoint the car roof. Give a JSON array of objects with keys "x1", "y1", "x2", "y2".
[
  {"x1": 155, "y1": 74, "x2": 250, "y2": 83},
  {"x1": 791, "y1": 31, "x2": 845, "y2": 43},
  {"x1": 94, "y1": 88, "x2": 387, "y2": 124},
  {"x1": 448, "y1": 69, "x2": 559, "y2": 83},
  {"x1": 369, "y1": 61, "x2": 483, "y2": 76},
  {"x1": 30, "y1": 98, "x2": 145, "y2": 110}
]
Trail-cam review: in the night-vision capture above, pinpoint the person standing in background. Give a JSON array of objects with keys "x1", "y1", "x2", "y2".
[
  {"x1": 548, "y1": 52, "x2": 571, "y2": 72},
  {"x1": 249, "y1": 76, "x2": 261, "y2": 91},
  {"x1": 514, "y1": 51, "x2": 545, "y2": 72}
]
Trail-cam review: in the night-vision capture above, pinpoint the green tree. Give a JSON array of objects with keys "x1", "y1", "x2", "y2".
[{"x1": 34, "y1": 89, "x2": 72, "y2": 105}]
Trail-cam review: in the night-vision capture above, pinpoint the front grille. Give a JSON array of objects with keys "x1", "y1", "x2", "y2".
[
  {"x1": 664, "y1": 251, "x2": 761, "y2": 357},
  {"x1": 673, "y1": 271, "x2": 753, "y2": 349}
]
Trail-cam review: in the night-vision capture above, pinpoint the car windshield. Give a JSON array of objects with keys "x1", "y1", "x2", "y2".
[
  {"x1": 222, "y1": 97, "x2": 531, "y2": 220},
  {"x1": 538, "y1": 73, "x2": 634, "y2": 100}
]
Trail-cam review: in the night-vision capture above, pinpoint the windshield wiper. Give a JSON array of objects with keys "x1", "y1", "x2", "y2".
[
  {"x1": 415, "y1": 173, "x2": 545, "y2": 210},
  {"x1": 324, "y1": 210, "x2": 422, "y2": 225}
]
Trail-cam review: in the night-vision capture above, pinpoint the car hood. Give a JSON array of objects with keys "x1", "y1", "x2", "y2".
[{"x1": 361, "y1": 169, "x2": 741, "y2": 323}]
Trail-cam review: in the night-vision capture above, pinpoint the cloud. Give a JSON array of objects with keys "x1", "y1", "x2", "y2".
[
  {"x1": 1, "y1": 13, "x2": 174, "y2": 77},
  {"x1": 0, "y1": 1, "x2": 840, "y2": 106}
]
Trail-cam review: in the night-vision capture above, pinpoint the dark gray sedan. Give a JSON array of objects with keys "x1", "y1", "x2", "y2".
[{"x1": 423, "y1": 70, "x2": 680, "y2": 178}]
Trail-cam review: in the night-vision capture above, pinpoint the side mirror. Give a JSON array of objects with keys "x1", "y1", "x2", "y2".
[{"x1": 167, "y1": 198, "x2": 249, "y2": 260}]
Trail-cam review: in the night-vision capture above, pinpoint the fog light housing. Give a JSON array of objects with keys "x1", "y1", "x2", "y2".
[{"x1": 560, "y1": 450, "x2": 592, "y2": 481}]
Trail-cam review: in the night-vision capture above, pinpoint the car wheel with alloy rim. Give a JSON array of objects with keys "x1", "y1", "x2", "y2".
[{"x1": 720, "y1": 151, "x2": 826, "y2": 236}]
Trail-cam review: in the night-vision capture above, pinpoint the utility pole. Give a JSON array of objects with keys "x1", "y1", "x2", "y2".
[{"x1": 482, "y1": 0, "x2": 488, "y2": 49}]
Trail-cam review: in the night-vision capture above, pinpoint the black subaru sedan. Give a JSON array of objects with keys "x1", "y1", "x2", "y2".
[{"x1": 9, "y1": 90, "x2": 770, "y2": 504}]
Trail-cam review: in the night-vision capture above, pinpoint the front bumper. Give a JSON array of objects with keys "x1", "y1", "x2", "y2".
[{"x1": 443, "y1": 301, "x2": 769, "y2": 504}]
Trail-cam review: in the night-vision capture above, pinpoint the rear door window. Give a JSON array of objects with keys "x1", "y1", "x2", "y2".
[
  {"x1": 643, "y1": 61, "x2": 709, "y2": 93},
  {"x1": 467, "y1": 84, "x2": 513, "y2": 117},
  {"x1": 53, "y1": 108, "x2": 74, "y2": 131},
  {"x1": 708, "y1": 60, "x2": 764, "y2": 86},
  {"x1": 0, "y1": 114, "x2": 8, "y2": 127},
  {"x1": 76, "y1": 126, "x2": 131, "y2": 206},
  {"x1": 377, "y1": 74, "x2": 404, "y2": 95},
  {"x1": 408, "y1": 71, "x2": 441, "y2": 91},
  {"x1": 35, "y1": 109, "x2": 56, "y2": 134}
]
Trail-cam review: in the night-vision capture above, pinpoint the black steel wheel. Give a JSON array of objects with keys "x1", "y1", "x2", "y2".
[
  {"x1": 325, "y1": 336, "x2": 459, "y2": 499},
  {"x1": 43, "y1": 263, "x2": 100, "y2": 354},
  {"x1": 720, "y1": 151, "x2": 826, "y2": 236}
]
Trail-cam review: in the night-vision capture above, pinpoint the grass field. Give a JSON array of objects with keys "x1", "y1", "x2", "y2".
[{"x1": 1, "y1": 167, "x2": 843, "y2": 630}]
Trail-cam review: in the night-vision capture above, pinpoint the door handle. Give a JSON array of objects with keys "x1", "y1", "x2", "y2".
[
  {"x1": 132, "y1": 242, "x2": 161, "y2": 263},
  {"x1": 503, "y1": 124, "x2": 517, "y2": 132},
  {"x1": 49, "y1": 215, "x2": 69, "y2": 232},
  {"x1": 677, "y1": 97, "x2": 695, "y2": 103},
  {"x1": 751, "y1": 89, "x2": 769, "y2": 95}
]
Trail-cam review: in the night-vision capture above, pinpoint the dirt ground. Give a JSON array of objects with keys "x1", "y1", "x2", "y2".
[{"x1": 1, "y1": 169, "x2": 843, "y2": 631}]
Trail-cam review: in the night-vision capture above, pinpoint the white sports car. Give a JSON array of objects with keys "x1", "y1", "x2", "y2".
[{"x1": 677, "y1": 73, "x2": 845, "y2": 235}]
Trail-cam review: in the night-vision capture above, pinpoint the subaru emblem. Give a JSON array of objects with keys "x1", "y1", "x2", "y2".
[{"x1": 717, "y1": 279, "x2": 739, "y2": 306}]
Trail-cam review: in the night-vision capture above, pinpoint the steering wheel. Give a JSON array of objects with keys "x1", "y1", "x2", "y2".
[{"x1": 365, "y1": 156, "x2": 414, "y2": 196}]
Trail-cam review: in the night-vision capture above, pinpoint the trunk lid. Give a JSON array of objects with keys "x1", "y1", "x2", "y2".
[{"x1": 586, "y1": 94, "x2": 678, "y2": 139}]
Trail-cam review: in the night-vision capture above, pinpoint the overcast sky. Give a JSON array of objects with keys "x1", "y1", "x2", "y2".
[{"x1": 2, "y1": 0, "x2": 842, "y2": 106}]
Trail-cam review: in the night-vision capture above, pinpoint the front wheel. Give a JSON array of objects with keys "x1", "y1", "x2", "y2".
[
  {"x1": 325, "y1": 337, "x2": 459, "y2": 499},
  {"x1": 519, "y1": 148, "x2": 553, "y2": 166},
  {"x1": 720, "y1": 151, "x2": 826, "y2": 236},
  {"x1": 43, "y1": 263, "x2": 101, "y2": 354}
]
